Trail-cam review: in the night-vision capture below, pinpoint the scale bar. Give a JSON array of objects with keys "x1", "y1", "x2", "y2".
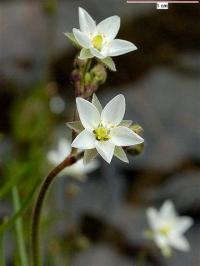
[{"x1": 127, "y1": 1, "x2": 199, "y2": 3}]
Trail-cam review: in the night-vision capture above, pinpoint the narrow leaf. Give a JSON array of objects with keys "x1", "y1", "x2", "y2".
[
  {"x1": 0, "y1": 163, "x2": 33, "y2": 199},
  {"x1": 0, "y1": 233, "x2": 6, "y2": 266},
  {"x1": 0, "y1": 180, "x2": 40, "y2": 234},
  {"x1": 12, "y1": 186, "x2": 28, "y2": 266}
]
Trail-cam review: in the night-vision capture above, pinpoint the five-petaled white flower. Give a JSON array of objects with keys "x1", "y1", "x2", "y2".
[
  {"x1": 47, "y1": 138, "x2": 99, "y2": 181},
  {"x1": 66, "y1": 7, "x2": 137, "y2": 70},
  {"x1": 146, "y1": 200, "x2": 193, "y2": 257},
  {"x1": 68, "y1": 94, "x2": 144, "y2": 164}
]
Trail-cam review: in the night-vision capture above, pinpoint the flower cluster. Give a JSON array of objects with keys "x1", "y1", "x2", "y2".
[{"x1": 146, "y1": 200, "x2": 193, "y2": 257}]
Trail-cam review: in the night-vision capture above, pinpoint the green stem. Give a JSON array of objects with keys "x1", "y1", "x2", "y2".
[
  {"x1": 0, "y1": 233, "x2": 6, "y2": 266},
  {"x1": 12, "y1": 186, "x2": 28, "y2": 266},
  {"x1": 31, "y1": 154, "x2": 81, "y2": 266},
  {"x1": 80, "y1": 59, "x2": 92, "y2": 93}
]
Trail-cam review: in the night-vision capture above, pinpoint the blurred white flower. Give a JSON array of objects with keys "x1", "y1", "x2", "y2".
[
  {"x1": 69, "y1": 94, "x2": 144, "y2": 164},
  {"x1": 146, "y1": 200, "x2": 193, "y2": 257},
  {"x1": 66, "y1": 7, "x2": 137, "y2": 70},
  {"x1": 47, "y1": 138, "x2": 99, "y2": 181}
]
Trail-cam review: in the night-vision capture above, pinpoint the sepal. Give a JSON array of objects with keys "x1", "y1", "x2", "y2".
[
  {"x1": 66, "y1": 121, "x2": 84, "y2": 133},
  {"x1": 83, "y1": 149, "x2": 98, "y2": 165},
  {"x1": 101, "y1": 57, "x2": 116, "y2": 72},
  {"x1": 114, "y1": 146, "x2": 129, "y2": 163},
  {"x1": 64, "y1": 32, "x2": 81, "y2": 48}
]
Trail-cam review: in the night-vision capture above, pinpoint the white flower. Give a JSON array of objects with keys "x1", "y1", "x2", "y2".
[
  {"x1": 146, "y1": 200, "x2": 193, "y2": 257},
  {"x1": 66, "y1": 7, "x2": 137, "y2": 70},
  {"x1": 47, "y1": 138, "x2": 99, "y2": 181},
  {"x1": 69, "y1": 94, "x2": 144, "y2": 164}
]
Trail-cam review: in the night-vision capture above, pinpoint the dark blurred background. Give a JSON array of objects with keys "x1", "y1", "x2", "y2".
[{"x1": 0, "y1": 0, "x2": 200, "y2": 265}]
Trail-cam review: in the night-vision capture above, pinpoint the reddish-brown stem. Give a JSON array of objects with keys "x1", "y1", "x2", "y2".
[{"x1": 31, "y1": 153, "x2": 82, "y2": 266}]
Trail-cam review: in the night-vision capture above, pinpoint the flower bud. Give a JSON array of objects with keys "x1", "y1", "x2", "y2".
[
  {"x1": 91, "y1": 64, "x2": 107, "y2": 85},
  {"x1": 130, "y1": 124, "x2": 144, "y2": 136},
  {"x1": 71, "y1": 69, "x2": 81, "y2": 83},
  {"x1": 126, "y1": 142, "x2": 144, "y2": 156},
  {"x1": 84, "y1": 72, "x2": 92, "y2": 85},
  {"x1": 73, "y1": 57, "x2": 87, "y2": 68}
]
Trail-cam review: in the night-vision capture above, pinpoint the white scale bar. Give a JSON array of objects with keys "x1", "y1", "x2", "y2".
[{"x1": 127, "y1": 1, "x2": 199, "y2": 3}]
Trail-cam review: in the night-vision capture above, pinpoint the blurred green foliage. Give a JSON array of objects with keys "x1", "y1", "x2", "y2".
[{"x1": 0, "y1": 83, "x2": 57, "y2": 259}]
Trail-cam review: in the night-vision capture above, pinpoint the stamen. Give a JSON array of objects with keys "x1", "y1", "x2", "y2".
[
  {"x1": 159, "y1": 225, "x2": 171, "y2": 236},
  {"x1": 92, "y1": 35, "x2": 103, "y2": 51},
  {"x1": 94, "y1": 126, "x2": 110, "y2": 141}
]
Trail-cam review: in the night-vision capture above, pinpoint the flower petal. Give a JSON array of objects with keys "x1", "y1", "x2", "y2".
[
  {"x1": 97, "y1": 16, "x2": 120, "y2": 41},
  {"x1": 59, "y1": 138, "x2": 72, "y2": 157},
  {"x1": 106, "y1": 39, "x2": 137, "y2": 57},
  {"x1": 73, "y1": 28, "x2": 91, "y2": 48},
  {"x1": 95, "y1": 140, "x2": 115, "y2": 163},
  {"x1": 101, "y1": 94, "x2": 125, "y2": 126},
  {"x1": 47, "y1": 138, "x2": 72, "y2": 165},
  {"x1": 147, "y1": 207, "x2": 159, "y2": 230},
  {"x1": 79, "y1": 48, "x2": 93, "y2": 60},
  {"x1": 154, "y1": 234, "x2": 169, "y2": 249},
  {"x1": 160, "y1": 200, "x2": 176, "y2": 220},
  {"x1": 110, "y1": 126, "x2": 144, "y2": 146},
  {"x1": 92, "y1": 94, "x2": 103, "y2": 113},
  {"x1": 71, "y1": 129, "x2": 96, "y2": 149},
  {"x1": 169, "y1": 236, "x2": 190, "y2": 252},
  {"x1": 78, "y1": 7, "x2": 96, "y2": 34},
  {"x1": 90, "y1": 47, "x2": 106, "y2": 59},
  {"x1": 114, "y1": 146, "x2": 129, "y2": 163},
  {"x1": 174, "y1": 217, "x2": 193, "y2": 235},
  {"x1": 76, "y1": 97, "x2": 100, "y2": 131}
]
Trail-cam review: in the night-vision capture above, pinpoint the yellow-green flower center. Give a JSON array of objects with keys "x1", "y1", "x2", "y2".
[
  {"x1": 92, "y1": 35, "x2": 103, "y2": 51},
  {"x1": 94, "y1": 126, "x2": 110, "y2": 141},
  {"x1": 159, "y1": 225, "x2": 171, "y2": 236}
]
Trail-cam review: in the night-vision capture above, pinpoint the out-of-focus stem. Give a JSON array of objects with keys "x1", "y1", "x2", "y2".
[
  {"x1": 31, "y1": 153, "x2": 82, "y2": 266},
  {"x1": 12, "y1": 186, "x2": 28, "y2": 266},
  {"x1": 0, "y1": 232, "x2": 6, "y2": 266}
]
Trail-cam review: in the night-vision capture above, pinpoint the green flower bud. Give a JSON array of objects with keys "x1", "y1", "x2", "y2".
[
  {"x1": 126, "y1": 142, "x2": 144, "y2": 156},
  {"x1": 84, "y1": 72, "x2": 92, "y2": 85},
  {"x1": 91, "y1": 64, "x2": 107, "y2": 85},
  {"x1": 130, "y1": 124, "x2": 144, "y2": 136}
]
